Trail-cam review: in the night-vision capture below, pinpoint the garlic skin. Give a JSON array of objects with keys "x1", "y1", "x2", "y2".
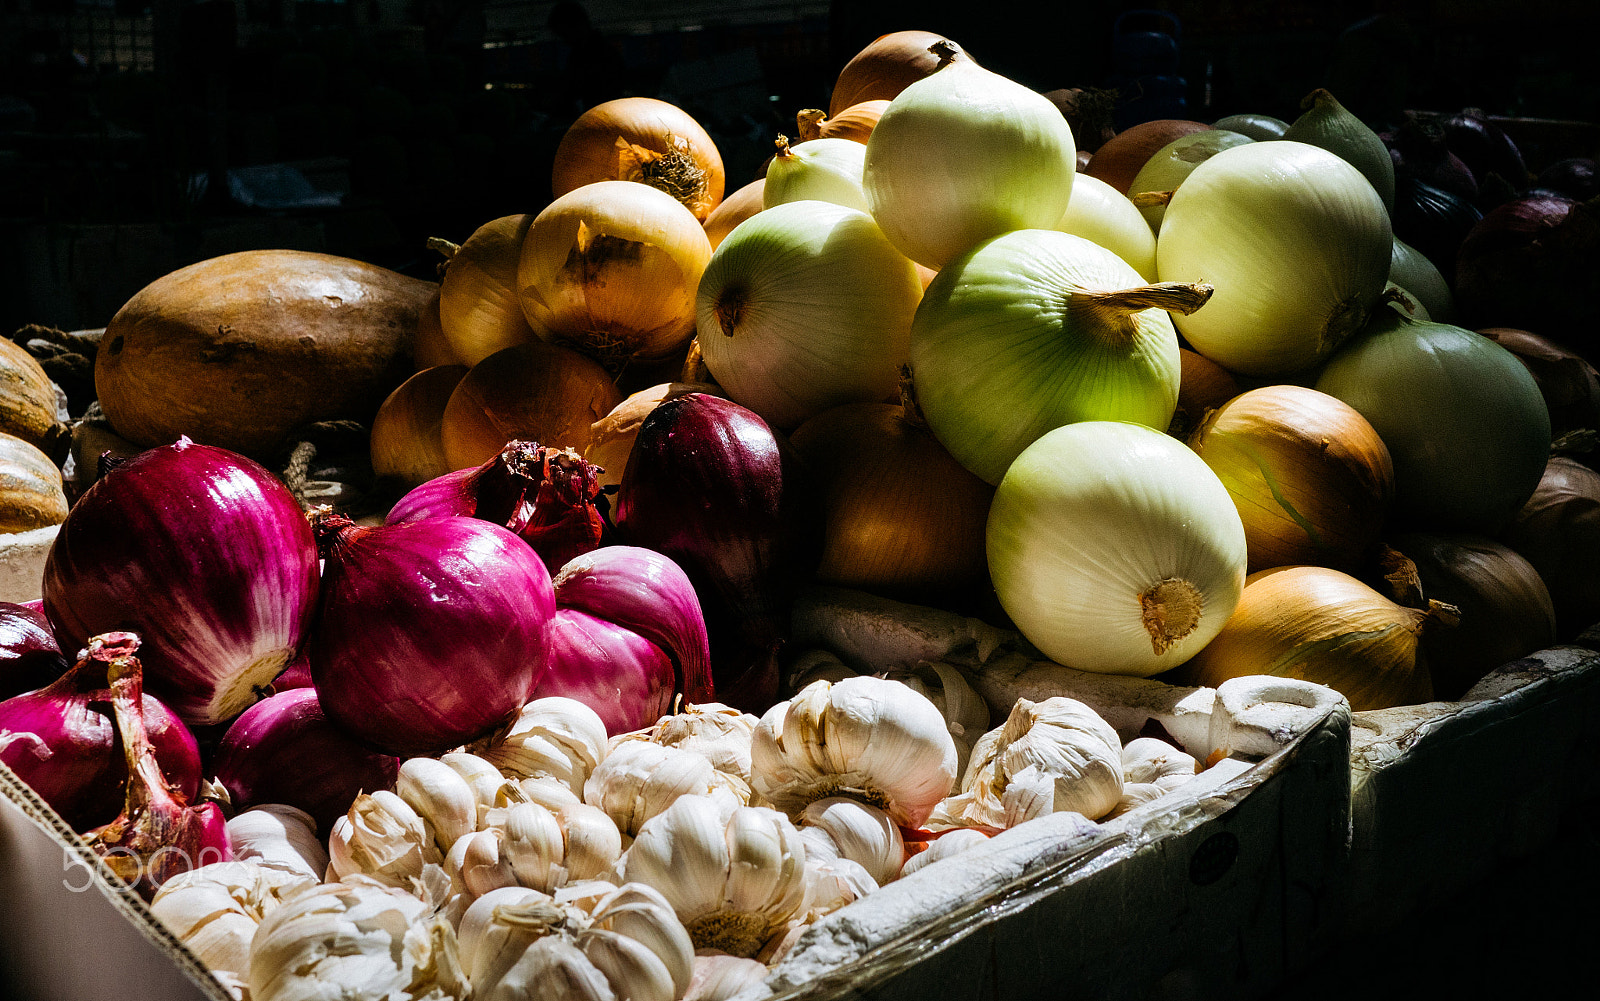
[
  {"x1": 397, "y1": 756, "x2": 479, "y2": 855},
  {"x1": 584, "y1": 741, "x2": 719, "y2": 838},
  {"x1": 226, "y1": 805, "x2": 329, "y2": 882},
  {"x1": 798, "y1": 797, "x2": 904, "y2": 885},
  {"x1": 614, "y1": 702, "x2": 760, "y2": 803},
  {"x1": 326, "y1": 790, "x2": 442, "y2": 887},
  {"x1": 150, "y1": 861, "x2": 314, "y2": 994},
  {"x1": 1121, "y1": 737, "x2": 1199, "y2": 792},
  {"x1": 942, "y1": 697, "x2": 1124, "y2": 827},
  {"x1": 248, "y1": 877, "x2": 467, "y2": 1001},
  {"x1": 475, "y1": 696, "x2": 610, "y2": 796},
  {"x1": 1106, "y1": 782, "x2": 1169, "y2": 819},
  {"x1": 750, "y1": 676, "x2": 959, "y2": 828},
  {"x1": 685, "y1": 951, "x2": 770, "y2": 1001},
  {"x1": 898, "y1": 828, "x2": 990, "y2": 878},
  {"x1": 883, "y1": 661, "x2": 990, "y2": 778},
  {"x1": 622, "y1": 791, "x2": 810, "y2": 958}
]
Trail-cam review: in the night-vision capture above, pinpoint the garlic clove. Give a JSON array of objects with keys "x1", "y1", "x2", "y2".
[
  {"x1": 247, "y1": 879, "x2": 437, "y2": 1001},
  {"x1": 957, "y1": 697, "x2": 1124, "y2": 827},
  {"x1": 1121, "y1": 737, "x2": 1200, "y2": 792},
  {"x1": 457, "y1": 886, "x2": 554, "y2": 980},
  {"x1": 559, "y1": 802, "x2": 625, "y2": 883},
  {"x1": 584, "y1": 741, "x2": 719, "y2": 838},
  {"x1": 398, "y1": 756, "x2": 479, "y2": 855},
  {"x1": 797, "y1": 824, "x2": 840, "y2": 863},
  {"x1": 723, "y1": 805, "x2": 811, "y2": 919},
  {"x1": 225, "y1": 805, "x2": 328, "y2": 882},
  {"x1": 511, "y1": 774, "x2": 586, "y2": 811},
  {"x1": 476, "y1": 696, "x2": 610, "y2": 794},
  {"x1": 801, "y1": 855, "x2": 877, "y2": 915},
  {"x1": 799, "y1": 797, "x2": 904, "y2": 885},
  {"x1": 999, "y1": 765, "x2": 1059, "y2": 827},
  {"x1": 621, "y1": 793, "x2": 732, "y2": 920},
  {"x1": 588, "y1": 883, "x2": 695, "y2": 1000},
  {"x1": 685, "y1": 951, "x2": 770, "y2": 1001},
  {"x1": 614, "y1": 702, "x2": 761, "y2": 805},
  {"x1": 461, "y1": 829, "x2": 519, "y2": 898},
  {"x1": 441, "y1": 750, "x2": 510, "y2": 827},
  {"x1": 1107, "y1": 781, "x2": 1170, "y2": 819},
  {"x1": 326, "y1": 790, "x2": 438, "y2": 887},
  {"x1": 579, "y1": 928, "x2": 677, "y2": 1001},
  {"x1": 479, "y1": 931, "x2": 616, "y2": 1001},
  {"x1": 898, "y1": 827, "x2": 990, "y2": 878},
  {"x1": 500, "y1": 800, "x2": 568, "y2": 893}
]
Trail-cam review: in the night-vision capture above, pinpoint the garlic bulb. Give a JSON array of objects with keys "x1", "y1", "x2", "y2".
[
  {"x1": 941, "y1": 697, "x2": 1124, "y2": 827},
  {"x1": 798, "y1": 797, "x2": 904, "y2": 885},
  {"x1": 584, "y1": 740, "x2": 719, "y2": 838},
  {"x1": 397, "y1": 756, "x2": 480, "y2": 856},
  {"x1": 750, "y1": 676, "x2": 959, "y2": 828},
  {"x1": 474, "y1": 696, "x2": 611, "y2": 796},
  {"x1": 485, "y1": 799, "x2": 625, "y2": 894},
  {"x1": 685, "y1": 951, "x2": 770, "y2": 1001},
  {"x1": 1121, "y1": 737, "x2": 1199, "y2": 792},
  {"x1": 898, "y1": 828, "x2": 990, "y2": 878},
  {"x1": 441, "y1": 750, "x2": 510, "y2": 826},
  {"x1": 248, "y1": 878, "x2": 467, "y2": 1001},
  {"x1": 150, "y1": 861, "x2": 315, "y2": 995},
  {"x1": 226, "y1": 804, "x2": 329, "y2": 882},
  {"x1": 327, "y1": 790, "x2": 442, "y2": 887},
  {"x1": 613, "y1": 702, "x2": 760, "y2": 803},
  {"x1": 882, "y1": 661, "x2": 990, "y2": 778},
  {"x1": 458, "y1": 829, "x2": 518, "y2": 898},
  {"x1": 622, "y1": 791, "x2": 810, "y2": 958},
  {"x1": 1107, "y1": 782, "x2": 1169, "y2": 819}
]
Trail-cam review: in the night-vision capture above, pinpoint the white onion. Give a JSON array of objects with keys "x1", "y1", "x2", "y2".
[
  {"x1": 763, "y1": 136, "x2": 868, "y2": 212},
  {"x1": 1054, "y1": 173, "x2": 1158, "y2": 281}
]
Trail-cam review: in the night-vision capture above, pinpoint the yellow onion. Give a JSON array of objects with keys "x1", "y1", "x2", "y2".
[
  {"x1": 440, "y1": 341, "x2": 623, "y2": 471},
  {"x1": 1502, "y1": 457, "x2": 1600, "y2": 640},
  {"x1": 1084, "y1": 119, "x2": 1213, "y2": 195},
  {"x1": 828, "y1": 30, "x2": 976, "y2": 118},
  {"x1": 1183, "y1": 565, "x2": 1455, "y2": 711},
  {"x1": 795, "y1": 101, "x2": 889, "y2": 145},
  {"x1": 1054, "y1": 173, "x2": 1157, "y2": 281},
  {"x1": 704, "y1": 178, "x2": 765, "y2": 250},
  {"x1": 412, "y1": 286, "x2": 460, "y2": 369},
  {"x1": 1168, "y1": 348, "x2": 1240, "y2": 439},
  {"x1": 551, "y1": 97, "x2": 726, "y2": 221},
  {"x1": 584, "y1": 381, "x2": 721, "y2": 493},
  {"x1": 370, "y1": 364, "x2": 468, "y2": 486},
  {"x1": 518, "y1": 180, "x2": 713, "y2": 371},
  {"x1": 438, "y1": 214, "x2": 543, "y2": 367},
  {"x1": 788, "y1": 376, "x2": 994, "y2": 601},
  {"x1": 1187, "y1": 385, "x2": 1395, "y2": 573}
]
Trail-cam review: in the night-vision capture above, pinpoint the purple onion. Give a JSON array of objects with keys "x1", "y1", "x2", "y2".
[
  {"x1": 1455, "y1": 194, "x2": 1600, "y2": 355},
  {"x1": 212, "y1": 687, "x2": 399, "y2": 833},
  {"x1": 308, "y1": 514, "x2": 556, "y2": 757},
  {"x1": 41, "y1": 437, "x2": 320, "y2": 726},
  {"x1": 534, "y1": 609, "x2": 676, "y2": 735},
  {"x1": 0, "y1": 601, "x2": 67, "y2": 700},
  {"x1": 0, "y1": 630, "x2": 200, "y2": 831},
  {"x1": 1536, "y1": 158, "x2": 1600, "y2": 202},
  {"x1": 387, "y1": 440, "x2": 605, "y2": 573},
  {"x1": 1440, "y1": 108, "x2": 1529, "y2": 192},
  {"x1": 271, "y1": 650, "x2": 315, "y2": 693}
]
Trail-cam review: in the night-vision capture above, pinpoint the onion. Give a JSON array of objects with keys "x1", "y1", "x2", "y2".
[
  {"x1": 762, "y1": 136, "x2": 868, "y2": 211},
  {"x1": 696, "y1": 199, "x2": 922, "y2": 430},
  {"x1": 795, "y1": 101, "x2": 889, "y2": 145},
  {"x1": 533, "y1": 610, "x2": 675, "y2": 736},
  {"x1": 437, "y1": 214, "x2": 542, "y2": 366},
  {"x1": 862, "y1": 45, "x2": 1076, "y2": 269},
  {"x1": 1453, "y1": 194, "x2": 1599, "y2": 350},
  {"x1": 1210, "y1": 113, "x2": 1287, "y2": 141},
  {"x1": 517, "y1": 180, "x2": 713, "y2": 370},
  {"x1": 413, "y1": 287, "x2": 460, "y2": 369},
  {"x1": 986, "y1": 421, "x2": 1246, "y2": 676},
  {"x1": 0, "y1": 631, "x2": 199, "y2": 831},
  {"x1": 551, "y1": 97, "x2": 726, "y2": 221},
  {"x1": 585, "y1": 381, "x2": 720, "y2": 493},
  {"x1": 1182, "y1": 566, "x2": 1451, "y2": 711},
  {"x1": 0, "y1": 601, "x2": 65, "y2": 700},
  {"x1": 1084, "y1": 119, "x2": 1212, "y2": 194},
  {"x1": 1386, "y1": 533, "x2": 1556, "y2": 701},
  {"x1": 828, "y1": 30, "x2": 976, "y2": 118},
  {"x1": 1187, "y1": 385, "x2": 1394, "y2": 573},
  {"x1": 1535, "y1": 158, "x2": 1600, "y2": 201},
  {"x1": 369, "y1": 364, "x2": 468, "y2": 487},
  {"x1": 614, "y1": 394, "x2": 818, "y2": 710},
  {"x1": 1479, "y1": 327, "x2": 1600, "y2": 439},
  {"x1": 788, "y1": 378, "x2": 994, "y2": 601},
  {"x1": 703, "y1": 178, "x2": 764, "y2": 250},
  {"x1": 1315, "y1": 311, "x2": 1550, "y2": 534},
  {"x1": 1502, "y1": 457, "x2": 1600, "y2": 639},
  {"x1": 550, "y1": 545, "x2": 713, "y2": 707},
  {"x1": 42, "y1": 437, "x2": 320, "y2": 726},
  {"x1": 1438, "y1": 108, "x2": 1529, "y2": 190},
  {"x1": 911, "y1": 228, "x2": 1204, "y2": 485},
  {"x1": 1126, "y1": 129, "x2": 1253, "y2": 232},
  {"x1": 1282, "y1": 88, "x2": 1395, "y2": 213},
  {"x1": 1043, "y1": 87, "x2": 1118, "y2": 154},
  {"x1": 1054, "y1": 172, "x2": 1158, "y2": 281},
  {"x1": 439, "y1": 340, "x2": 623, "y2": 472},
  {"x1": 1168, "y1": 348, "x2": 1240, "y2": 440},
  {"x1": 212, "y1": 687, "x2": 399, "y2": 833},
  {"x1": 308, "y1": 514, "x2": 556, "y2": 756},
  {"x1": 1391, "y1": 176, "x2": 1482, "y2": 278},
  {"x1": 387, "y1": 440, "x2": 603, "y2": 572},
  {"x1": 1155, "y1": 140, "x2": 1392, "y2": 377},
  {"x1": 1388, "y1": 237, "x2": 1454, "y2": 323},
  {"x1": 1386, "y1": 114, "x2": 1478, "y2": 203}
]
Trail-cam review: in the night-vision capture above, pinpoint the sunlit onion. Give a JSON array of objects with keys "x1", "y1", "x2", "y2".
[
  {"x1": 551, "y1": 97, "x2": 726, "y2": 221},
  {"x1": 438, "y1": 214, "x2": 542, "y2": 366},
  {"x1": 828, "y1": 30, "x2": 976, "y2": 118}
]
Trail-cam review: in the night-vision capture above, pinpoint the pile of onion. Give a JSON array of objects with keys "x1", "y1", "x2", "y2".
[{"x1": 550, "y1": 97, "x2": 725, "y2": 221}]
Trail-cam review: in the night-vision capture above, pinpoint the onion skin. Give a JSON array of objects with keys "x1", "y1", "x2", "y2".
[
  {"x1": 212, "y1": 687, "x2": 400, "y2": 834},
  {"x1": 828, "y1": 30, "x2": 976, "y2": 118},
  {"x1": 551, "y1": 97, "x2": 726, "y2": 221},
  {"x1": 585, "y1": 382, "x2": 721, "y2": 493},
  {"x1": 798, "y1": 101, "x2": 889, "y2": 145},
  {"x1": 1438, "y1": 109, "x2": 1529, "y2": 192},
  {"x1": 703, "y1": 178, "x2": 764, "y2": 251},
  {"x1": 42, "y1": 438, "x2": 321, "y2": 726},
  {"x1": 533, "y1": 609, "x2": 676, "y2": 736},
  {"x1": 308, "y1": 515, "x2": 556, "y2": 757},
  {"x1": 1479, "y1": 327, "x2": 1600, "y2": 439},
  {"x1": 370, "y1": 364, "x2": 468, "y2": 488},
  {"x1": 1085, "y1": 119, "x2": 1212, "y2": 195},
  {"x1": 438, "y1": 214, "x2": 542, "y2": 367},
  {"x1": 0, "y1": 601, "x2": 66, "y2": 700},
  {"x1": 0, "y1": 631, "x2": 200, "y2": 832},
  {"x1": 1169, "y1": 348, "x2": 1240, "y2": 441},
  {"x1": 1536, "y1": 158, "x2": 1600, "y2": 202},
  {"x1": 1502, "y1": 457, "x2": 1600, "y2": 641},
  {"x1": 1392, "y1": 176, "x2": 1483, "y2": 278}
]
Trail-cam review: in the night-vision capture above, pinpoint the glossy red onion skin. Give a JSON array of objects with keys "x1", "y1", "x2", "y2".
[
  {"x1": 0, "y1": 632, "x2": 200, "y2": 832},
  {"x1": 41, "y1": 438, "x2": 320, "y2": 726},
  {"x1": 534, "y1": 609, "x2": 675, "y2": 735},
  {"x1": 551, "y1": 546, "x2": 713, "y2": 705},
  {"x1": 212, "y1": 687, "x2": 399, "y2": 833},
  {"x1": 309, "y1": 516, "x2": 556, "y2": 757},
  {"x1": 613, "y1": 393, "x2": 819, "y2": 711},
  {"x1": 0, "y1": 601, "x2": 67, "y2": 700}
]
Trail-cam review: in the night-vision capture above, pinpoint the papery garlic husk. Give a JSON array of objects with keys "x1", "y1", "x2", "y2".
[
  {"x1": 226, "y1": 804, "x2": 328, "y2": 882},
  {"x1": 685, "y1": 950, "x2": 770, "y2": 1001},
  {"x1": 800, "y1": 855, "x2": 878, "y2": 916},
  {"x1": 509, "y1": 775, "x2": 586, "y2": 812},
  {"x1": 475, "y1": 696, "x2": 611, "y2": 796},
  {"x1": 248, "y1": 877, "x2": 466, "y2": 1001},
  {"x1": 785, "y1": 649, "x2": 857, "y2": 692},
  {"x1": 1121, "y1": 737, "x2": 1199, "y2": 792},
  {"x1": 622, "y1": 791, "x2": 809, "y2": 958},
  {"x1": 150, "y1": 861, "x2": 314, "y2": 990},
  {"x1": 751, "y1": 676, "x2": 958, "y2": 828},
  {"x1": 943, "y1": 697, "x2": 1124, "y2": 827},
  {"x1": 898, "y1": 827, "x2": 990, "y2": 878},
  {"x1": 397, "y1": 756, "x2": 480, "y2": 857},
  {"x1": 584, "y1": 740, "x2": 719, "y2": 838},
  {"x1": 614, "y1": 702, "x2": 760, "y2": 803},
  {"x1": 327, "y1": 790, "x2": 442, "y2": 888},
  {"x1": 441, "y1": 750, "x2": 510, "y2": 827},
  {"x1": 882, "y1": 661, "x2": 989, "y2": 779},
  {"x1": 1106, "y1": 782, "x2": 1170, "y2": 819},
  {"x1": 799, "y1": 797, "x2": 904, "y2": 885}
]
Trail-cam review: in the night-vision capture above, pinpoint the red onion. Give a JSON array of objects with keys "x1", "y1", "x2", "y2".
[
  {"x1": 534, "y1": 609, "x2": 675, "y2": 735},
  {"x1": 1392, "y1": 176, "x2": 1483, "y2": 277},
  {"x1": 0, "y1": 630, "x2": 200, "y2": 831},
  {"x1": 614, "y1": 394, "x2": 819, "y2": 711},
  {"x1": 211, "y1": 687, "x2": 400, "y2": 833},
  {"x1": 1455, "y1": 195, "x2": 1600, "y2": 356},
  {"x1": 1536, "y1": 158, "x2": 1600, "y2": 202},
  {"x1": 308, "y1": 514, "x2": 556, "y2": 756},
  {"x1": 1387, "y1": 115, "x2": 1478, "y2": 202},
  {"x1": 84, "y1": 633, "x2": 229, "y2": 899},
  {"x1": 0, "y1": 601, "x2": 66, "y2": 700},
  {"x1": 386, "y1": 440, "x2": 605, "y2": 572},
  {"x1": 1439, "y1": 108, "x2": 1529, "y2": 192},
  {"x1": 41, "y1": 437, "x2": 320, "y2": 726},
  {"x1": 272, "y1": 650, "x2": 314, "y2": 693}
]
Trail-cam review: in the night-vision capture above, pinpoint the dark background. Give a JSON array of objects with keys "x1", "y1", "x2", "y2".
[{"x1": 2, "y1": 0, "x2": 1597, "y2": 336}]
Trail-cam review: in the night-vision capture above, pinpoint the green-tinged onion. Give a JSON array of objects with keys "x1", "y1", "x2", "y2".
[
  {"x1": 1127, "y1": 129, "x2": 1253, "y2": 232},
  {"x1": 1389, "y1": 237, "x2": 1455, "y2": 322},
  {"x1": 1210, "y1": 113, "x2": 1288, "y2": 141},
  {"x1": 763, "y1": 136, "x2": 868, "y2": 212},
  {"x1": 1282, "y1": 88, "x2": 1396, "y2": 213},
  {"x1": 1054, "y1": 173, "x2": 1158, "y2": 281}
]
